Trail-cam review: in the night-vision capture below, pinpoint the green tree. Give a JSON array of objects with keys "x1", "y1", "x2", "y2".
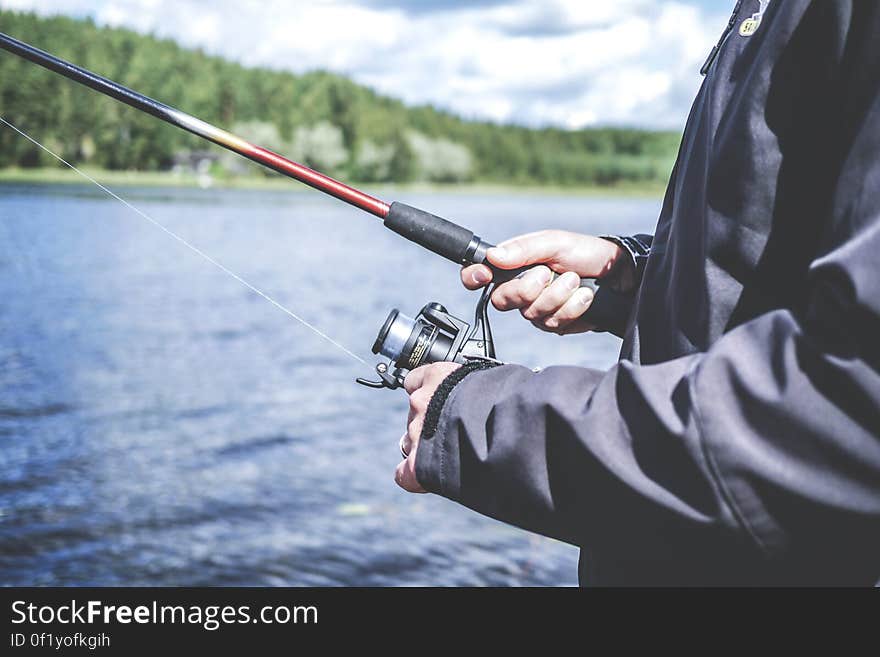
[{"x1": 0, "y1": 9, "x2": 680, "y2": 186}]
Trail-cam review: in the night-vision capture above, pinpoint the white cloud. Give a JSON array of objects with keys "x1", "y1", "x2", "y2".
[{"x1": 0, "y1": 0, "x2": 729, "y2": 128}]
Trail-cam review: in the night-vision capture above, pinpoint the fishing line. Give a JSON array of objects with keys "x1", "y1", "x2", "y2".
[{"x1": 0, "y1": 115, "x2": 367, "y2": 366}]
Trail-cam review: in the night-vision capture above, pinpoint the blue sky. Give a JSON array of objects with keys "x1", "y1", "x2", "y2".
[{"x1": 0, "y1": 0, "x2": 734, "y2": 129}]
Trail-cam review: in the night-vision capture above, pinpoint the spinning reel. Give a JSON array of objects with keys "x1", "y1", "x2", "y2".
[{"x1": 356, "y1": 286, "x2": 498, "y2": 391}]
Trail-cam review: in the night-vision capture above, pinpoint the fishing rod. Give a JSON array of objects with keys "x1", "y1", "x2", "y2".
[{"x1": 0, "y1": 31, "x2": 625, "y2": 390}]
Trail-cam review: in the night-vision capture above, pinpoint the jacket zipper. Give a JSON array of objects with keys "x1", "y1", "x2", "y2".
[{"x1": 700, "y1": 0, "x2": 744, "y2": 75}]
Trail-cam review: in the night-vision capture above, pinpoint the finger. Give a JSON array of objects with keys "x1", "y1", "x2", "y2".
[
  {"x1": 407, "y1": 394, "x2": 425, "y2": 433},
  {"x1": 400, "y1": 432, "x2": 413, "y2": 458},
  {"x1": 521, "y1": 271, "x2": 582, "y2": 320},
  {"x1": 461, "y1": 264, "x2": 493, "y2": 290},
  {"x1": 409, "y1": 388, "x2": 428, "y2": 416},
  {"x1": 407, "y1": 416, "x2": 424, "y2": 444},
  {"x1": 403, "y1": 366, "x2": 428, "y2": 395},
  {"x1": 395, "y1": 453, "x2": 426, "y2": 493},
  {"x1": 490, "y1": 231, "x2": 624, "y2": 279},
  {"x1": 486, "y1": 231, "x2": 563, "y2": 270},
  {"x1": 541, "y1": 286, "x2": 595, "y2": 331},
  {"x1": 490, "y1": 265, "x2": 553, "y2": 311}
]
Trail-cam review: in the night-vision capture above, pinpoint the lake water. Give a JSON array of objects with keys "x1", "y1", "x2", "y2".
[{"x1": 0, "y1": 183, "x2": 659, "y2": 586}]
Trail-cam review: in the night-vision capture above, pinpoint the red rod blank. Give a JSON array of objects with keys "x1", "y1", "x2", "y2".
[{"x1": 250, "y1": 146, "x2": 390, "y2": 218}]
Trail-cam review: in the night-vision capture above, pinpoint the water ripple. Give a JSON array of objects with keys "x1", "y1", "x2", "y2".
[{"x1": 0, "y1": 185, "x2": 655, "y2": 585}]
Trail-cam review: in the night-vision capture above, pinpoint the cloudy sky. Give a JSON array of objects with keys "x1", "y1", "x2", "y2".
[{"x1": 0, "y1": 0, "x2": 732, "y2": 129}]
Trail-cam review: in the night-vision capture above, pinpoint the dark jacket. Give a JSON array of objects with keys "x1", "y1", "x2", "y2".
[{"x1": 415, "y1": 0, "x2": 880, "y2": 585}]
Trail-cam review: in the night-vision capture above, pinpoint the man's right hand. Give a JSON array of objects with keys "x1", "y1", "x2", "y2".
[{"x1": 461, "y1": 230, "x2": 626, "y2": 335}]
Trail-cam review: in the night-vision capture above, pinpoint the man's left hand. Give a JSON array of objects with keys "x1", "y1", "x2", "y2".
[{"x1": 396, "y1": 361, "x2": 462, "y2": 493}]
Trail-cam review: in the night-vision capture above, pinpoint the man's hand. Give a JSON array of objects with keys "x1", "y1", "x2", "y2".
[
  {"x1": 461, "y1": 230, "x2": 626, "y2": 334},
  {"x1": 395, "y1": 361, "x2": 461, "y2": 493}
]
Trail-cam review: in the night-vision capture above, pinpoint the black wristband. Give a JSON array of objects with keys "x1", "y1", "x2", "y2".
[{"x1": 420, "y1": 359, "x2": 501, "y2": 442}]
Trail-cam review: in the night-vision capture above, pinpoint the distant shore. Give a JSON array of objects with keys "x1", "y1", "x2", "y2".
[{"x1": 0, "y1": 167, "x2": 667, "y2": 197}]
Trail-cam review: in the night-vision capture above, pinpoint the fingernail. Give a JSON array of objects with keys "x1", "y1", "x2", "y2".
[
  {"x1": 506, "y1": 244, "x2": 523, "y2": 262},
  {"x1": 563, "y1": 271, "x2": 580, "y2": 290},
  {"x1": 577, "y1": 288, "x2": 594, "y2": 305},
  {"x1": 471, "y1": 269, "x2": 491, "y2": 285},
  {"x1": 536, "y1": 267, "x2": 553, "y2": 285},
  {"x1": 494, "y1": 243, "x2": 524, "y2": 264}
]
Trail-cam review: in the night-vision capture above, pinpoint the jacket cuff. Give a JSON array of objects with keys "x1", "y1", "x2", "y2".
[
  {"x1": 598, "y1": 233, "x2": 653, "y2": 293},
  {"x1": 415, "y1": 359, "x2": 500, "y2": 494},
  {"x1": 421, "y1": 359, "x2": 501, "y2": 441}
]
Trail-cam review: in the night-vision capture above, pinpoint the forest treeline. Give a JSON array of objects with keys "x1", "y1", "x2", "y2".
[{"x1": 0, "y1": 10, "x2": 681, "y2": 186}]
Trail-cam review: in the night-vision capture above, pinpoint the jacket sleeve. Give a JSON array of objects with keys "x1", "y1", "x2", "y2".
[{"x1": 415, "y1": 59, "x2": 880, "y2": 579}]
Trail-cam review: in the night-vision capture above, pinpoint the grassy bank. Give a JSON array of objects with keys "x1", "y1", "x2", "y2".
[{"x1": 0, "y1": 167, "x2": 667, "y2": 197}]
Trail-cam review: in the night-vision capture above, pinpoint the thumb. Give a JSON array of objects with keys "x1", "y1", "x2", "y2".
[
  {"x1": 486, "y1": 231, "x2": 620, "y2": 278},
  {"x1": 486, "y1": 232, "x2": 563, "y2": 270}
]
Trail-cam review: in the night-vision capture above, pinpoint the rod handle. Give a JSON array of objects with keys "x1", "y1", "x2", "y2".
[{"x1": 384, "y1": 202, "x2": 475, "y2": 263}]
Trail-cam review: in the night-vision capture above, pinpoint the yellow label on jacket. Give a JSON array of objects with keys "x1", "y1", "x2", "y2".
[{"x1": 739, "y1": 17, "x2": 760, "y2": 36}]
